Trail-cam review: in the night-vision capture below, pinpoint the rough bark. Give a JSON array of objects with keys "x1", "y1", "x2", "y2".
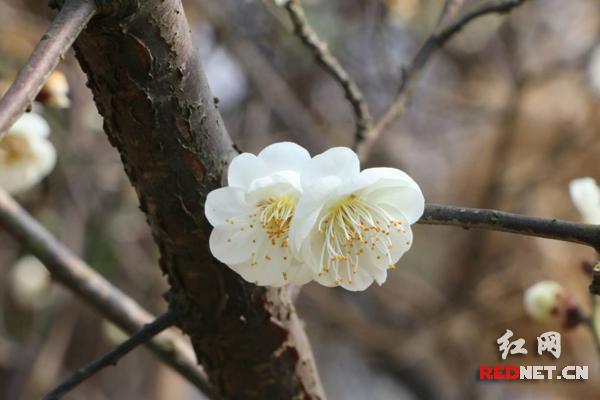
[{"x1": 64, "y1": 0, "x2": 324, "y2": 398}]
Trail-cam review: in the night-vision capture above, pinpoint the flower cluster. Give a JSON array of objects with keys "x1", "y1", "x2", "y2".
[
  {"x1": 0, "y1": 113, "x2": 56, "y2": 194},
  {"x1": 206, "y1": 142, "x2": 425, "y2": 291}
]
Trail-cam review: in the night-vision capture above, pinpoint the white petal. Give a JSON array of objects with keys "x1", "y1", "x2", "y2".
[
  {"x1": 351, "y1": 167, "x2": 420, "y2": 192},
  {"x1": 209, "y1": 218, "x2": 261, "y2": 264},
  {"x1": 288, "y1": 261, "x2": 313, "y2": 285},
  {"x1": 9, "y1": 113, "x2": 50, "y2": 138},
  {"x1": 524, "y1": 281, "x2": 565, "y2": 322},
  {"x1": 341, "y1": 269, "x2": 375, "y2": 291},
  {"x1": 205, "y1": 187, "x2": 248, "y2": 227},
  {"x1": 227, "y1": 153, "x2": 268, "y2": 189},
  {"x1": 257, "y1": 142, "x2": 311, "y2": 173},
  {"x1": 229, "y1": 243, "x2": 307, "y2": 287},
  {"x1": 569, "y1": 177, "x2": 600, "y2": 224},
  {"x1": 289, "y1": 176, "x2": 341, "y2": 253},
  {"x1": 0, "y1": 136, "x2": 56, "y2": 194},
  {"x1": 381, "y1": 207, "x2": 414, "y2": 263},
  {"x1": 312, "y1": 269, "x2": 338, "y2": 287},
  {"x1": 301, "y1": 147, "x2": 360, "y2": 188},
  {"x1": 372, "y1": 267, "x2": 388, "y2": 286},
  {"x1": 366, "y1": 185, "x2": 424, "y2": 225},
  {"x1": 348, "y1": 168, "x2": 425, "y2": 224},
  {"x1": 246, "y1": 171, "x2": 301, "y2": 205}
]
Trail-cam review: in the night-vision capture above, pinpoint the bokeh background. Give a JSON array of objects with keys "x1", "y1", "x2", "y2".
[{"x1": 1, "y1": 0, "x2": 600, "y2": 398}]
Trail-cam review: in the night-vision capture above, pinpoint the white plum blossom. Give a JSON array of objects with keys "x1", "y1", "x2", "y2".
[
  {"x1": 290, "y1": 147, "x2": 425, "y2": 291},
  {"x1": 206, "y1": 142, "x2": 312, "y2": 286},
  {"x1": 569, "y1": 177, "x2": 600, "y2": 224},
  {"x1": 0, "y1": 113, "x2": 56, "y2": 194},
  {"x1": 9, "y1": 255, "x2": 52, "y2": 309},
  {"x1": 588, "y1": 45, "x2": 600, "y2": 96},
  {"x1": 524, "y1": 281, "x2": 566, "y2": 323},
  {"x1": 37, "y1": 71, "x2": 70, "y2": 108}
]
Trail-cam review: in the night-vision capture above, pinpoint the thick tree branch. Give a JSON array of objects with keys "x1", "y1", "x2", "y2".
[
  {"x1": 68, "y1": 1, "x2": 325, "y2": 398},
  {"x1": 44, "y1": 312, "x2": 177, "y2": 400},
  {"x1": 0, "y1": 189, "x2": 211, "y2": 394},
  {"x1": 0, "y1": 0, "x2": 96, "y2": 136},
  {"x1": 284, "y1": 0, "x2": 372, "y2": 144},
  {"x1": 419, "y1": 204, "x2": 600, "y2": 252},
  {"x1": 356, "y1": 0, "x2": 528, "y2": 161}
]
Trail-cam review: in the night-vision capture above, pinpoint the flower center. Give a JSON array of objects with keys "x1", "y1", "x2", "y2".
[
  {"x1": 253, "y1": 196, "x2": 296, "y2": 248},
  {"x1": 0, "y1": 134, "x2": 34, "y2": 164},
  {"x1": 317, "y1": 194, "x2": 405, "y2": 283}
]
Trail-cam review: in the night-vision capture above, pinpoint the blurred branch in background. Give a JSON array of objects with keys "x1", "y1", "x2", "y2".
[
  {"x1": 0, "y1": 189, "x2": 211, "y2": 395},
  {"x1": 356, "y1": 0, "x2": 528, "y2": 161},
  {"x1": 283, "y1": 0, "x2": 373, "y2": 144},
  {"x1": 44, "y1": 312, "x2": 178, "y2": 400},
  {"x1": 0, "y1": 0, "x2": 96, "y2": 136}
]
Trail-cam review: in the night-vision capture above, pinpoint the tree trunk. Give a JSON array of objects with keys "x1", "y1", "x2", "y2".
[{"x1": 65, "y1": 0, "x2": 324, "y2": 398}]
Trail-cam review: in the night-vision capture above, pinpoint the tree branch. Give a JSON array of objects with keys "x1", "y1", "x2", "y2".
[
  {"x1": 44, "y1": 312, "x2": 177, "y2": 400},
  {"x1": 0, "y1": 189, "x2": 211, "y2": 395},
  {"x1": 419, "y1": 204, "x2": 600, "y2": 252},
  {"x1": 284, "y1": 0, "x2": 372, "y2": 143},
  {"x1": 0, "y1": 0, "x2": 97, "y2": 136},
  {"x1": 356, "y1": 0, "x2": 528, "y2": 161}
]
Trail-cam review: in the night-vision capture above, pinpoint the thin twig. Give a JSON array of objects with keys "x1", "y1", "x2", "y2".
[
  {"x1": 283, "y1": 0, "x2": 373, "y2": 143},
  {"x1": 356, "y1": 0, "x2": 528, "y2": 161},
  {"x1": 419, "y1": 203, "x2": 600, "y2": 252},
  {"x1": 0, "y1": 0, "x2": 97, "y2": 136},
  {"x1": 0, "y1": 189, "x2": 211, "y2": 395},
  {"x1": 433, "y1": 0, "x2": 453, "y2": 30},
  {"x1": 44, "y1": 312, "x2": 177, "y2": 399}
]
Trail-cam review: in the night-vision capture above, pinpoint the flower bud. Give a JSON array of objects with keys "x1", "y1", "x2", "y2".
[
  {"x1": 569, "y1": 177, "x2": 600, "y2": 224},
  {"x1": 524, "y1": 281, "x2": 583, "y2": 328},
  {"x1": 9, "y1": 256, "x2": 51, "y2": 310},
  {"x1": 36, "y1": 71, "x2": 70, "y2": 108}
]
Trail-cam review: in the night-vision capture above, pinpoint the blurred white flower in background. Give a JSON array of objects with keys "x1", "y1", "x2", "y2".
[
  {"x1": 0, "y1": 112, "x2": 56, "y2": 194},
  {"x1": 290, "y1": 147, "x2": 424, "y2": 291},
  {"x1": 195, "y1": 25, "x2": 247, "y2": 111},
  {"x1": 36, "y1": 70, "x2": 70, "y2": 108},
  {"x1": 569, "y1": 177, "x2": 600, "y2": 224},
  {"x1": 8, "y1": 255, "x2": 51, "y2": 310},
  {"x1": 205, "y1": 142, "x2": 312, "y2": 286},
  {"x1": 523, "y1": 281, "x2": 582, "y2": 329},
  {"x1": 587, "y1": 44, "x2": 600, "y2": 96}
]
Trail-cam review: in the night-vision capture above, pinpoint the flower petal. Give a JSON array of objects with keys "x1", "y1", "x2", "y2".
[
  {"x1": 301, "y1": 147, "x2": 359, "y2": 187},
  {"x1": 341, "y1": 269, "x2": 376, "y2": 291},
  {"x1": 257, "y1": 142, "x2": 311, "y2": 172},
  {"x1": 569, "y1": 177, "x2": 600, "y2": 224},
  {"x1": 380, "y1": 206, "x2": 414, "y2": 263},
  {"x1": 10, "y1": 113, "x2": 50, "y2": 138},
  {"x1": 0, "y1": 135, "x2": 56, "y2": 194},
  {"x1": 209, "y1": 218, "x2": 262, "y2": 264},
  {"x1": 348, "y1": 168, "x2": 425, "y2": 224},
  {"x1": 289, "y1": 176, "x2": 341, "y2": 253},
  {"x1": 228, "y1": 243, "x2": 309, "y2": 287},
  {"x1": 366, "y1": 185, "x2": 424, "y2": 225},
  {"x1": 227, "y1": 153, "x2": 268, "y2": 189},
  {"x1": 205, "y1": 186, "x2": 248, "y2": 227},
  {"x1": 246, "y1": 171, "x2": 302, "y2": 205}
]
